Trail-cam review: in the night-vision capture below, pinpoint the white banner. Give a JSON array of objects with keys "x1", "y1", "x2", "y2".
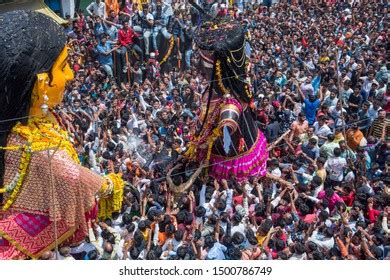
[{"x1": 0, "y1": 260, "x2": 388, "y2": 280}]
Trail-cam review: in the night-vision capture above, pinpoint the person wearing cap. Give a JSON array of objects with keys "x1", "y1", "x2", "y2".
[{"x1": 145, "y1": 52, "x2": 160, "y2": 81}]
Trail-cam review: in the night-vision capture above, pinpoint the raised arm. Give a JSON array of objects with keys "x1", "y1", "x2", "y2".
[
  {"x1": 175, "y1": 162, "x2": 205, "y2": 193},
  {"x1": 267, "y1": 130, "x2": 290, "y2": 151},
  {"x1": 166, "y1": 163, "x2": 182, "y2": 189}
]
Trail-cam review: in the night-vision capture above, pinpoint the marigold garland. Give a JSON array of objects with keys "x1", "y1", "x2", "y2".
[
  {"x1": 0, "y1": 146, "x2": 31, "y2": 210},
  {"x1": 98, "y1": 173, "x2": 124, "y2": 220},
  {"x1": 215, "y1": 60, "x2": 230, "y2": 96},
  {"x1": 160, "y1": 36, "x2": 175, "y2": 65},
  {"x1": 10, "y1": 118, "x2": 80, "y2": 163}
]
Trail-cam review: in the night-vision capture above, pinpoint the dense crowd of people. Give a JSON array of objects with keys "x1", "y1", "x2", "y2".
[{"x1": 44, "y1": 0, "x2": 390, "y2": 260}]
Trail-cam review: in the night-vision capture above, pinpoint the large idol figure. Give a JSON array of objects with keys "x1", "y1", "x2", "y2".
[
  {"x1": 185, "y1": 13, "x2": 268, "y2": 181},
  {"x1": 0, "y1": 11, "x2": 123, "y2": 259}
]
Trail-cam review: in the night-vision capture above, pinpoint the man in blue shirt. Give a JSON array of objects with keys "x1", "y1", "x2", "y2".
[
  {"x1": 297, "y1": 79, "x2": 323, "y2": 125},
  {"x1": 96, "y1": 35, "x2": 117, "y2": 77},
  {"x1": 204, "y1": 236, "x2": 227, "y2": 260},
  {"x1": 303, "y1": 94, "x2": 321, "y2": 125}
]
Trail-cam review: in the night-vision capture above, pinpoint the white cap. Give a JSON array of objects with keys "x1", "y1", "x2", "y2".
[{"x1": 150, "y1": 52, "x2": 155, "y2": 58}]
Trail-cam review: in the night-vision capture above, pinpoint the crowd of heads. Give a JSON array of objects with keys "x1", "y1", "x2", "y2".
[{"x1": 48, "y1": 0, "x2": 389, "y2": 260}]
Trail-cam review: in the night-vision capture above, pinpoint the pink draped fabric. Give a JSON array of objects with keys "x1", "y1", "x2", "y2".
[{"x1": 209, "y1": 129, "x2": 268, "y2": 182}]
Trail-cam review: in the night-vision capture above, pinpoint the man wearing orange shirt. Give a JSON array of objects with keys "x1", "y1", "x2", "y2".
[{"x1": 346, "y1": 123, "x2": 364, "y2": 150}]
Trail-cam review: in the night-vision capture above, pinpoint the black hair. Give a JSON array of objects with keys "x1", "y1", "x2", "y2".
[
  {"x1": 306, "y1": 241, "x2": 318, "y2": 252},
  {"x1": 274, "y1": 238, "x2": 285, "y2": 251},
  {"x1": 260, "y1": 219, "x2": 273, "y2": 233},
  {"x1": 294, "y1": 242, "x2": 306, "y2": 255},
  {"x1": 371, "y1": 246, "x2": 383, "y2": 259},
  {"x1": 184, "y1": 211, "x2": 194, "y2": 225},
  {"x1": 122, "y1": 213, "x2": 132, "y2": 226},
  {"x1": 0, "y1": 11, "x2": 66, "y2": 202},
  {"x1": 138, "y1": 220, "x2": 147, "y2": 231},
  {"x1": 278, "y1": 251, "x2": 289, "y2": 260},
  {"x1": 111, "y1": 212, "x2": 120, "y2": 220},
  {"x1": 176, "y1": 246, "x2": 188, "y2": 259},
  {"x1": 133, "y1": 230, "x2": 145, "y2": 246},
  {"x1": 222, "y1": 235, "x2": 233, "y2": 247},
  {"x1": 226, "y1": 247, "x2": 242, "y2": 260},
  {"x1": 233, "y1": 212, "x2": 243, "y2": 223},
  {"x1": 311, "y1": 176, "x2": 323, "y2": 187},
  {"x1": 126, "y1": 223, "x2": 136, "y2": 234},
  {"x1": 299, "y1": 204, "x2": 310, "y2": 216},
  {"x1": 165, "y1": 224, "x2": 176, "y2": 235},
  {"x1": 129, "y1": 247, "x2": 141, "y2": 259},
  {"x1": 318, "y1": 210, "x2": 329, "y2": 221},
  {"x1": 174, "y1": 229, "x2": 184, "y2": 241},
  {"x1": 333, "y1": 147, "x2": 341, "y2": 157},
  {"x1": 193, "y1": 229, "x2": 202, "y2": 241},
  {"x1": 325, "y1": 187, "x2": 334, "y2": 198},
  {"x1": 204, "y1": 235, "x2": 216, "y2": 249},
  {"x1": 254, "y1": 203, "x2": 266, "y2": 217},
  {"x1": 195, "y1": 206, "x2": 206, "y2": 217},
  {"x1": 176, "y1": 210, "x2": 187, "y2": 224},
  {"x1": 327, "y1": 134, "x2": 335, "y2": 141},
  {"x1": 87, "y1": 250, "x2": 98, "y2": 260},
  {"x1": 146, "y1": 250, "x2": 158, "y2": 260},
  {"x1": 231, "y1": 232, "x2": 245, "y2": 245},
  {"x1": 312, "y1": 250, "x2": 325, "y2": 260},
  {"x1": 216, "y1": 199, "x2": 227, "y2": 211},
  {"x1": 106, "y1": 233, "x2": 116, "y2": 244}
]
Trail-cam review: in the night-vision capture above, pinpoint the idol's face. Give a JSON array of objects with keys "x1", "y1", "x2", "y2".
[{"x1": 46, "y1": 47, "x2": 74, "y2": 108}]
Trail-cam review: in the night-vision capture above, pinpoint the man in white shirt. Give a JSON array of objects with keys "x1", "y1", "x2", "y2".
[
  {"x1": 87, "y1": 0, "x2": 106, "y2": 19},
  {"x1": 324, "y1": 147, "x2": 347, "y2": 183},
  {"x1": 313, "y1": 116, "x2": 332, "y2": 146}
]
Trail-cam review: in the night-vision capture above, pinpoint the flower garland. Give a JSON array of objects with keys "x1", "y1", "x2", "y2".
[
  {"x1": 98, "y1": 173, "x2": 124, "y2": 220},
  {"x1": 160, "y1": 36, "x2": 175, "y2": 65},
  {"x1": 0, "y1": 146, "x2": 32, "y2": 210},
  {"x1": 0, "y1": 117, "x2": 80, "y2": 209},
  {"x1": 215, "y1": 60, "x2": 230, "y2": 96},
  {"x1": 244, "y1": 84, "x2": 253, "y2": 99},
  {"x1": 11, "y1": 118, "x2": 80, "y2": 164}
]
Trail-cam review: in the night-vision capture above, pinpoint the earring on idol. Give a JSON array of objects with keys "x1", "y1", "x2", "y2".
[
  {"x1": 40, "y1": 78, "x2": 50, "y2": 115},
  {"x1": 41, "y1": 93, "x2": 49, "y2": 115}
]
